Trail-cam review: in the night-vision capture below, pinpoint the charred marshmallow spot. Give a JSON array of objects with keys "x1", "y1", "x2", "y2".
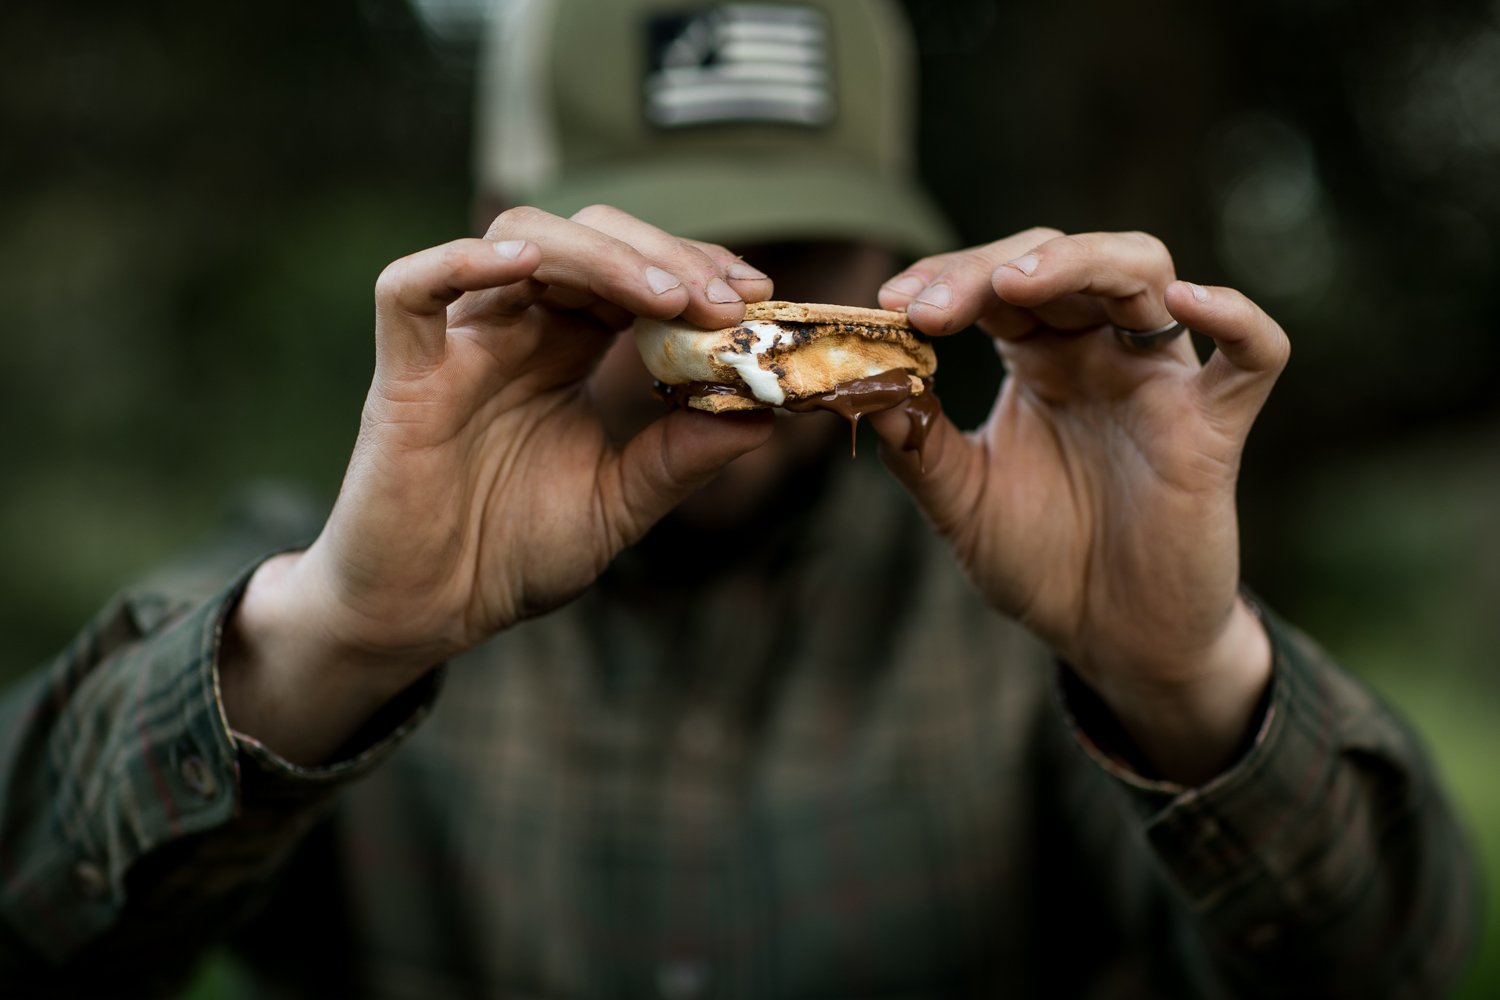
[{"x1": 715, "y1": 320, "x2": 786, "y2": 405}]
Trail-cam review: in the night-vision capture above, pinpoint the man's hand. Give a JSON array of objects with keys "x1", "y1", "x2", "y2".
[
  {"x1": 222, "y1": 206, "x2": 774, "y2": 763},
  {"x1": 870, "y1": 229, "x2": 1289, "y2": 784}
]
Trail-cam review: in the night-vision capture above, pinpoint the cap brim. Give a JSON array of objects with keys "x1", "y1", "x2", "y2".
[{"x1": 528, "y1": 157, "x2": 956, "y2": 260}]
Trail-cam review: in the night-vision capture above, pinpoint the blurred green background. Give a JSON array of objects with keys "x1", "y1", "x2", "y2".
[{"x1": 1, "y1": 0, "x2": 1495, "y2": 993}]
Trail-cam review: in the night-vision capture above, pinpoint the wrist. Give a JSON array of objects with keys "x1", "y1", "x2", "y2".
[
  {"x1": 1086, "y1": 597, "x2": 1274, "y2": 785},
  {"x1": 220, "y1": 551, "x2": 437, "y2": 765}
]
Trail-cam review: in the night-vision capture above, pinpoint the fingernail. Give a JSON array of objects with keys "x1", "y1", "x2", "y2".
[
  {"x1": 1187, "y1": 281, "x2": 1210, "y2": 303},
  {"x1": 727, "y1": 261, "x2": 767, "y2": 281},
  {"x1": 914, "y1": 282, "x2": 952, "y2": 309},
  {"x1": 646, "y1": 266, "x2": 681, "y2": 295},
  {"x1": 706, "y1": 276, "x2": 742, "y2": 303},
  {"x1": 1007, "y1": 253, "x2": 1039, "y2": 276},
  {"x1": 882, "y1": 274, "x2": 926, "y2": 297},
  {"x1": 495, "y1": 239, "x2": 526, "y2": 260}
]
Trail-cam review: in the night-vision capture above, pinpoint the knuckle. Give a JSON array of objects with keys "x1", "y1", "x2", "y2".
[
  {"x1": 686, "y1": 247, "x2": 724, "y2": 279},
  {"x1": 1023, "y1": 225, "x2": 1065, "y2": 245},
  {"x1": 1124, "y1": 230, "x2": 1174, "y2": 268},
  {"x1": 1054, "y1": 232, "x2": 1093, "y2": 258},
  {"x1": 903, "y1": 253, "x2": 945, "y2": 275},
  {"x1": 653, "y1": 239, "x2": 718, "y2": 280},
  {"x1": 373, "y1": 257, "x2": 411, "y2": 302},
  {"x1": 1128, "y1": 229, "x2": 1170, "y2": 269},
  {"x1": 438, "y1": 244, "x2": 473, "y2": 279},
  {"x1": 495, "y1": 204, "x2": 549, "y2": 230},
  {"x1": 570, "y1": 202, "x2": 622, "y2": 226},
  {"x1": 686, "y1": 238, "x2": 733, "y2": 264},
  {"x1": 1224, "y1": 289, "x2": 1292, "y2": 371},
  {"x1": 1268, "y1": 326, "x2": 1292, "y2": 369}
]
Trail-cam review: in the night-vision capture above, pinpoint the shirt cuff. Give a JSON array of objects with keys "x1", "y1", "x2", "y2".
[
  {"x1": 2, "y1": 556, "x2": 440, "y2": 962},
  {"x1": 1058, "y1": 601, "x2": 1341, "y2": 909},
  {"x1": 210, "y1": 554, "x2": 445, "y2": 805}
]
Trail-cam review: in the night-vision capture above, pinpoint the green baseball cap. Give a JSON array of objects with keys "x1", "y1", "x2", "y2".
[{"x1": 474, "y1": 0, "x2": 955, "y2": 257}]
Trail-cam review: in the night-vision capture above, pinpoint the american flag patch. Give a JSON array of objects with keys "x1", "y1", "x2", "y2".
[{"x1": 644, "y1": 4, "x2": 835, "y2": 128}]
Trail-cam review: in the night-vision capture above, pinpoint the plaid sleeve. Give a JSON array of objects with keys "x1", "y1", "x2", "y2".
[
  {"x1": 0, "y1": 557, "x2": 438, "y2": 988},
  {"x1": 1060, "y1": 604, "x2": 1482, "y2": 997}
]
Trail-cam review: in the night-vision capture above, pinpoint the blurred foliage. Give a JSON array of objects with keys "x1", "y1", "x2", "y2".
[
  {"x1": 0, "y1": 0, "x2": 474, "y2": 664},
  {"x1": 2, "y1": 0, "x2": 1496, "y2": 992}
]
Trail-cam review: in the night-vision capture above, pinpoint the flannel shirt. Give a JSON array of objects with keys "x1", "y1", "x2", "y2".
[{"x1": 0, "y1": 458, "x2": 1480, "y2": 998}]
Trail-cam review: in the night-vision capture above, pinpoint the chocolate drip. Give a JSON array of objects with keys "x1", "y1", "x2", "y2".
[
  {"x1": 899, "y1": 387, "x2": 941, "y2": 473},
  {"x1": 782, "y1": 370, "x2": 918, "y2": 457},
  {"x1": 653, "y1": 370, "x2": 941, "y2": 473}
]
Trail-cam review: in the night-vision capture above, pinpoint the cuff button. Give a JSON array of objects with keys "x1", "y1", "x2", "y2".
[
  {"x1": 180, "y1": 754, "x2": 219, "y2": 798},
  {"x1": 73, "y1": 859, "x2": 109, "y2": 900}
]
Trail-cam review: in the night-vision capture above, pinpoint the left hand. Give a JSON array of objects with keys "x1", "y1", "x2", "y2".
[{"x1": 869, "y1": 229, "x2": 1288, "y2": 782}]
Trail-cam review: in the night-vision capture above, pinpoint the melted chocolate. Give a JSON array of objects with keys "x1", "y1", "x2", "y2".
[
  {"x1": 783, "y1": 370, "x2": 920, "y2": 458},
  {"x1": 900, "y1": 388, "x2": 942, "y2": 473},
  {"x1": 654, "y1": 369, "x2": 942, "y2": 472}
]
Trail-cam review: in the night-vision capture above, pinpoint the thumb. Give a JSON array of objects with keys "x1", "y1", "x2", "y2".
[
  {"x1": 866, "y1": 400, "x2": 984, "y2": 539},
  {"x1": 605, "y1": 408, "x2": 775, "y2": 545}
]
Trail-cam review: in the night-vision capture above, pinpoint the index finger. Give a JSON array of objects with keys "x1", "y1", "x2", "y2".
[
  {"x1": 374, "y1": 236, "x2": 544, "y2": 370},
  {"x1": 472, "y1": 206, "x2": 698, "y2": 322},
  {"x1": 876, "y1": 227, "x2": 1063, "y2": 337},
  {"x1": 990, "y1": 231, "x2": 1178, "y2": 333}
]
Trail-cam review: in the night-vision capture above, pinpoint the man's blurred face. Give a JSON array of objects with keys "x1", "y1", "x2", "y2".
[{"x1": 590, "y1": 240, "x2": 902, "y2": 525}]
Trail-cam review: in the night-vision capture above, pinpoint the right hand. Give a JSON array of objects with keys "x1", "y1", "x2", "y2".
[{"x1": 242, "y1": 206, "x2": 773, "y2": 686}]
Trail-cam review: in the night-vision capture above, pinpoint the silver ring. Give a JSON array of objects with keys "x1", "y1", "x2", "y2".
[{"x1": 1113, "y1": 319, "x2": 1187, "y2": 349}]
